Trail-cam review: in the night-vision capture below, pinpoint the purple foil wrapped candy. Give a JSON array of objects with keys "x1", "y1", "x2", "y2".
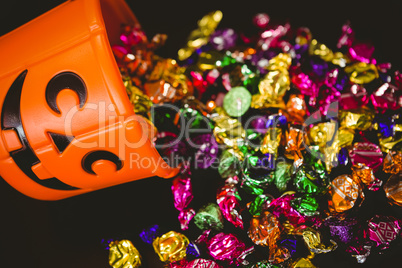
[
  {"x1": 323, "y1": 217, "x2": 358, "y2": 244},
  {"x1": 192, "y1": 133, "x2": 219, "y2": 169},
  {"x1": 210, "y1": 28, "x2": 238, "y2": 51},
  {"x1": 139, "y1": 224, "x2": 161, "y2": 244}
]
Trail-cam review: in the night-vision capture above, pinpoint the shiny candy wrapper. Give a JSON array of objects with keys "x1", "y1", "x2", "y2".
[
  {"x1": 368, "y1": 215, "x2": 401, "y2": 249},
  {"x1": 223, "y1": 86, "x2": 252, "y2": 117},
  {"x1": 344, "y1": 62, "x2": 379, "y2": 84},
  {"x1": 144, "y1": 59, "x2": 193, "y2": 104},
  {"x1": 291, "y1": 258, "x2": 316, "y2": 268},
  {"x1": 207, "y1": 232, "x2": 247, "y2": 263},
  {"x1": 284, "y1": 125, "x2": 306, "y2": 167},
  {"x1": 351, "y1": 163, "x2": 382, "y2": 191},
  {"x1": 383, "y1": 150, "x2": 402, "y2": 174},
  {"x1": 269, "y1": 193, "x2": 306, "y2": 226},
  {"x1": 192, "y1": 133, "x2": 219, "y2": 169},
  {"x1": 383, "y1": 173, "x2": 402, "y2": 206},
  {"x1": 309, "y1": 39, "x2": 334, "y2": 62},
  {"x1": 171, "y1": 175, "x2": 193, "y2": 211},
  {"x1": 216, "y1": 184, "x2": 244, "y2": 228},
  {"x1": 218, "y1": 149, "x2": 242, "y2": 178},
  {"x1": 328, "y1": 174, "x2": 364, "y2": 213},
  {"x1": 349, "y1": 142, "x2": 384, "y2": 172},
  {"x1": 178, "y1": 10, "x2": 223, "y2": 61},
  {"x1": 139, "y1": 224, "x2": 160, "y2": 244},
  {"x1": 109, "y1": 240, "x2": 141, "y2": 268},
  {"x1": 184, "y1": 258, "x2": 222, "y2": 268},
  {"x1": 370, "y1": 82, "x2": 400, "y2": 111},
  {"x1": 248, "y1": 194, "x2": 273, "y2": 216},
  {"x1": 248, "y1": 211, "x2": 281, "y2": 247},
  {"x1": 260, "y1": 127, "x2": 282, "y2": 157},
  {"x1": 212, "y1": 108, "x2": 246, "y2": 147},
  {"x1": 286, "y1": 94, "x2": 307, "y2": 123},
  {"x1": 338, "y1": 107, "x2": 374, "y2": 131},
  {"x1": 323, "y1": 216, "x2": 358, "y2": 244},
  {"x1": 339, "y1": 84, "x2": 369, "y2": 110},
  {"x1": 291, "y1": 194, "x2": 319, "y2": 217},
  {"x1": 153, "y1": 231, "x2": 190, "y2": 263},
  {"x1": 194, "y1": 203, "x2": 224, "y2": 231},
  {"x1": 178, "y1": 208, "x2": 196, "y2": 230},
  {"x1": 302, "y1": 228, "x2": 337, "y2": 255}
]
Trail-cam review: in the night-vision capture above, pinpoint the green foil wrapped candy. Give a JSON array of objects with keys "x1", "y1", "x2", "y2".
[
  {"x1": 223, "y1": 86, "x2": 252, "y2": 117},
  {"x1": 194, "y1": 203, "x2": 224, "y2": 231}
]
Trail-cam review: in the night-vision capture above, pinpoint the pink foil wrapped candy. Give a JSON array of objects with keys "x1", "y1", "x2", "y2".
[
  {"x1": 216, "y1": 184, "x2": 244, "y2": 229},
  {"x1": 368, "y1": 215, "x2": 401, "y2": 249},
  {"x1": 349, "y1": 142, "x2": 384, "y2": 172},
  {"x1": 184, "y1": 258, "x2": 222, "y2": 268},
  {"x1": 172, "y1": 174, "x2": 194, "y2": 211}
]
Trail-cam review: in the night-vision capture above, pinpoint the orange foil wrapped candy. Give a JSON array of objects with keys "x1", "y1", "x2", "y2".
[
  {"x1": 351, "y1": 163, "x2": 382, "y2": 191},
  {"x1": 286, "y1": 94, "x2": 307, "y2": 123},
  {"x1": 284, "y1": 125, "x2": 307, "y2": 168},
  {"x1": 328, "y1": 175, "x2": 364, "y2": 213},
  {"x1": 383, "y1": 173, "x2": 402, "y2": 206},
  {"x1": 153, "y1": 231, "x2": 190, "y2": 263},
  {"x1": 248, "y1": 211, "x2": 281, "y2": 247},
  {"x1": 383, "y1": 150, "x2": 402, "y2": 174},
  {"x1": 248, "y1": 211, "x2": 290, "y2": 263}
]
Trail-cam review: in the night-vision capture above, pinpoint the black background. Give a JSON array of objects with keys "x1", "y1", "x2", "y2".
[{"x1": 1, "y1": 0, "x2": 402, "y2": 267}]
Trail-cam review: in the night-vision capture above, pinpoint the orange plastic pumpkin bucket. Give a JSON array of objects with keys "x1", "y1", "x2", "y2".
[{"x1": 0, "y1": 0, "x2": 180, "y2": 200}]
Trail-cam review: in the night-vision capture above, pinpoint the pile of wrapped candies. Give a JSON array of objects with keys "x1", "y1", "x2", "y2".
[{"x1": 106, "y1": 10, "x2": 402, "y2": 268}]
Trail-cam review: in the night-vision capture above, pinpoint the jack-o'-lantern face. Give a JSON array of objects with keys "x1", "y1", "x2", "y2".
[
  {"x1": 0, "y1": 69, "x2": 179, "y2": 200},
  {"x1": 0, "y1": 0, "x2": 180, "y2": 200}
]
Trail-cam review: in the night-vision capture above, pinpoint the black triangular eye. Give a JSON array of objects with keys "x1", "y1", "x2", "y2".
[{"x1": 48, "y1": 132, "x2": 74, "y2": 153}]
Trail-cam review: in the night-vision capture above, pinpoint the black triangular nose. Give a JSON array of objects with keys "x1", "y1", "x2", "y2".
[{"x1": 48, "y1": 132, "x2": 74, "y2": 153}]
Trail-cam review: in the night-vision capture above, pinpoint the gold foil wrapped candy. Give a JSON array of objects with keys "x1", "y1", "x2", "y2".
[
  {"x1": 302, "y1": 228, "x2": 337, "y2": 255},
  {"x1": 344, "y1": 62, "x2": 379, "y2": 84},
  {"x1": 178, "y1": 10, "x2": 223, "y2": 61},
  {"x1": 291, "y1": 257, "x2": 316, "y2": 268},
  {"x1": 109, "y1": 240, "x2": 141, "y2": 268},
  {"x1": 212, "y1": 107, "x2": 246, "y2": 147},
  {"x1": 124, "y1": 78, "x2": 153, "y2": 116},
  {"x1": 260, "y1": 127, "x2": 282, "y2": 157},
  {"x1": 152, "y1": 231, "x2": 189, "y2": 263},
  {"x1": 143, "y1": 58, "x2": 193, "y2": 104},
  {"x1": 339, "y1": 107, "x2": 375, "y2": 131},
  {"x1": 309, "y1": 39, "x2": 334, "y2": 62},
  {"x1": 251, "y1": 53, "x2": 291, "y2": 109}
]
